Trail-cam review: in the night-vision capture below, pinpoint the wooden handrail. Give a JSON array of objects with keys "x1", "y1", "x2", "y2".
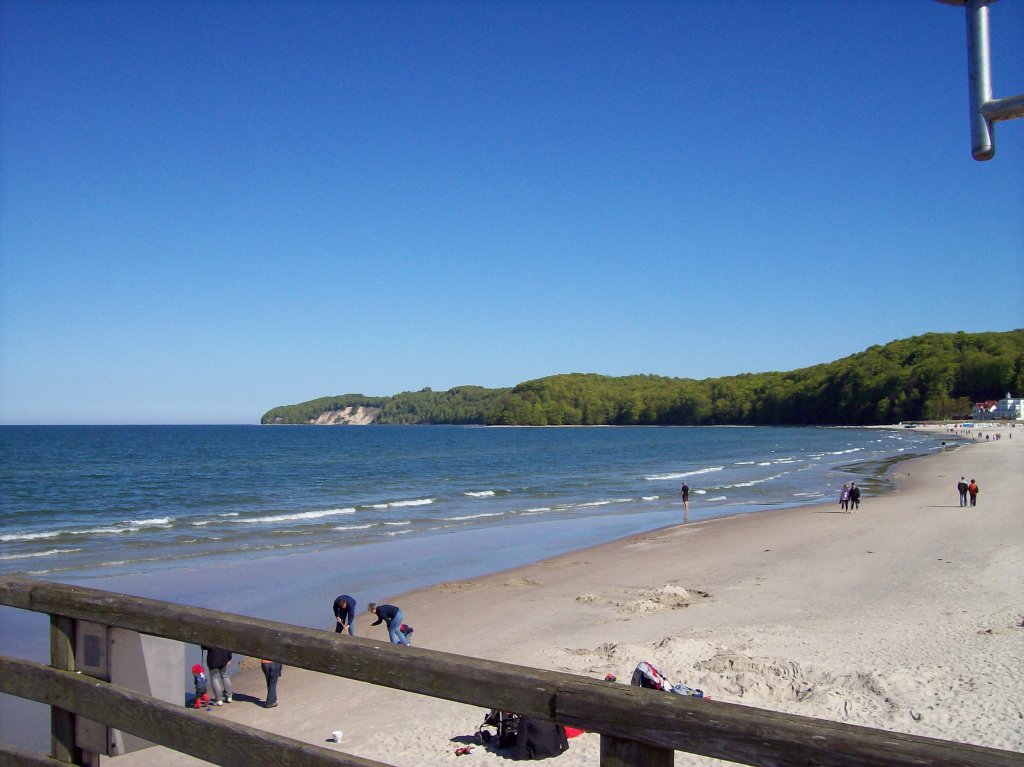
[
  {"x1": 0, "y1": 742, "x2": 64, "y2": 767},
  {"x1": 2, "y1": 576, "x2": 1021, "y2": 767},
  {"x1": 0, "y1": 657, "x2": 387, "y2": 767}
]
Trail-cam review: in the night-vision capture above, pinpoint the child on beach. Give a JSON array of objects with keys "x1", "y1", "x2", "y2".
[
  {"x1": 191, "y1": 663, "x2": 210, "y2": 709},
  {"x1": 840, "y1": 484, "x2": 850, "y2": 511}
]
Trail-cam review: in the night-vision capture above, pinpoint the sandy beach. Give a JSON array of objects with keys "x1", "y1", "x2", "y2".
[{"x1": 114, "y1": 425, "x2": 1023, "y2": 765}]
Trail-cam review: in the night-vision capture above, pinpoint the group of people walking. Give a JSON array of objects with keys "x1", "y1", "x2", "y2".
[
  {"x1": 957, "y1": 476, "x2": 980, "y2": 507},
  {"x1": 839, "y1": 482, "x2": 861, "y2": 512}
]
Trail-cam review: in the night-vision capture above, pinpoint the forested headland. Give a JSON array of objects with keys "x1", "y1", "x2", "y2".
[{"x1": 261, "y1": 330, "x2": 1024, "y2": 426}]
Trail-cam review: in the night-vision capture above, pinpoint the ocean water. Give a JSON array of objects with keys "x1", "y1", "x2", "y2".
[{"x1": 1, "y1": 424, "x2": 944, "y2": 581}]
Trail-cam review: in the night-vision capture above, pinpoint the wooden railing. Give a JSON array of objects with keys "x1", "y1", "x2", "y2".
[{"x1": 1, "y1": 576, "x2": 1020, "y2": 767}]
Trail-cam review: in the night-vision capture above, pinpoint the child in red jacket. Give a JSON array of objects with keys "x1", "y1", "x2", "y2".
[{"x1": 191, "y1": 664, "x2": 210, "y2": 708}]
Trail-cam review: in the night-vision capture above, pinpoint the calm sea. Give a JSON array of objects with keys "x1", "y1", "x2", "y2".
[{"x1": 0, "y1": 425, "x2": 944, "y2": 581}]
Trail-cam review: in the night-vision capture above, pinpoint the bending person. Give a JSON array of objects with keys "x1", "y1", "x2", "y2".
[
  {"x1": 367, "y1": 602, "x2": 409, "y2": 645},
  {"x1": 333, "y1": 594, "x2": 357, "y2": 635}
]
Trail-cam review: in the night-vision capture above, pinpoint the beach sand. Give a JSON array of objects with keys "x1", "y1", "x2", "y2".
[{"x1": 115, "y1": 426, "x2": 1024, "y2": 765}]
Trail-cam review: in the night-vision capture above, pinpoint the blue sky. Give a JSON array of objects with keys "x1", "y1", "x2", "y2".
[{"x1": 1, "y1": 0, "x2": 1022, "y2": 425}]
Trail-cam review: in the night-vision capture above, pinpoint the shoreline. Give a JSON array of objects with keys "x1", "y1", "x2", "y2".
[{"x1": 106, "y1": 422, "x2": 1023, "y2": 765}]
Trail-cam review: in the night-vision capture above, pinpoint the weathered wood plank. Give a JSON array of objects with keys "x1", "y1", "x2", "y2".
[
  {"x1": 0, "y1": 742, "x2": 64, "y2": 767},
  {"x1": 48, "y1": 615, "x2": 80, "y2": 766},
  {"x1": 0, "y1": 657, "x2": 391, "y2": 767},
  {"x1": 0, "y1": 576, "x2": 561, "y2": 717},
  {"x1": 600, "y1": 734, "x2": 673, "y2": 767},
  {"x1": 556, "y1": 678, "x2": 1021, "y2": 767},
  {"x1": 3, "y1": 577, "x2": 1023, "y2": 767}
]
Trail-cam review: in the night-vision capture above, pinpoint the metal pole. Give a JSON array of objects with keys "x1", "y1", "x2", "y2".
[{"x1": 965, "y1": 0, "x2": 995, "y2": 160}]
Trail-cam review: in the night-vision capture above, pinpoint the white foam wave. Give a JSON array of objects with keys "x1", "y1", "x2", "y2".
[
  {"x1": 239, "y1": 508, "x2": 356, "y2": 524},
  {"x1": 705, "y1": 496, "x2": 728, "y2": 502},
  {"x1": 386, "y1": 529, "x2": 413, "y2": 537},
  {"x1": 389, "y1": 499, "x2": 434, "y2": 508},
  {"x1": 0, "y1": 530, "x2": 62, "y2": 542},
  {"x1": 716, "y1": 472, "x2": 786, "y2": 489},
  {"x1": 645, "y1": 467, "x2": 724, "y2": 481},
  {"x1": 641, "y1": 496, "x2": 659, "y2": 501},
  {"x1": 333, "y1": 523, "x2": 375, "y2": 531},
  {"x1": 464, "y1": 491, "x2": 496, "y2": 498},
  {"x1": 0, "y1": 548, "x2": 81, "y2": 560},
  {"x1": 383, "y1": 520, "x2": 411, "y2": 526},
  {"x1": 577, "y1": 498, "x2": 631, "y2": 508},
  {"x1": 734, "y1": 461, "x2": 755, "y2": 465},
  {"x1": 133, "y1": 516, "x2": 173, "y2": 527},
  {"x1": 449, "y1": 512, "x2": 505, "y2": 521}
]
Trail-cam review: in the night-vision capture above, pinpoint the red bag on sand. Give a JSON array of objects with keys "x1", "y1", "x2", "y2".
[{"x1": 564, "y1": 727, "x2": 585, "y2": 739}]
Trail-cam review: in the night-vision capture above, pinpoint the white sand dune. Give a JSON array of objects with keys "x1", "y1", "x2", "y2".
[{"x1": 116, "y1": 425, "x2": 1024, "y2": 766}]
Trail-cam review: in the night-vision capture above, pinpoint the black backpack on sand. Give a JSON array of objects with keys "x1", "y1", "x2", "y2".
[{"x1": 515, "y1": 717, "x2": 569, "y2": 760}]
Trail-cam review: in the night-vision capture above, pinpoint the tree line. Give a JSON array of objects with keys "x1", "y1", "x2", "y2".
[{"x1": 261, "y1": 330, "x2": 1024, "y2": 426}]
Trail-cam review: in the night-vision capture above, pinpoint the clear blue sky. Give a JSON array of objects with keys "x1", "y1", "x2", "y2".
[{"x1": 2, "y1": 0, "x2": 1022, "y2": 425}]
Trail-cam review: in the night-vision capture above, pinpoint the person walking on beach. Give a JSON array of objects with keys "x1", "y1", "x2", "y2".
[
  {"x1": 950, "y1": 475, "x2": 966, "y2": 505},
  {"x1": 368, "y1": 603, "x2": 410, "y2": 645},
  {"x1": 261, "y1": 658, "x2": 282, "y2": 708},
  {"x1": 202, "y1": 646, "x2": 233, "y2": 705},
  {"x1": 848, "y1": 482, "x2": 861, "y2": 511},
  {"x1": 333, "y1": 594, "x2": 357, "y2": 635},
  {"x1": 968, "y1": 479, "x2": 979, "y2": 507},
  {"x1": 680, "y1": 482, "x2": 690, "y2": 522},
  {"x1": 840, "y1": 483, "x2": 850, "y2": 512}
]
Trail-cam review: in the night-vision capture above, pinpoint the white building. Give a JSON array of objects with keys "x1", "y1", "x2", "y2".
[{"x1": 973, "y1": 392, "x2": 1024, "y2": 420}]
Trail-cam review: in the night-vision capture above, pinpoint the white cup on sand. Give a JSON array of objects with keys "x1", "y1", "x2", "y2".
[{"x1": 331, "y1": 730, "x2": 343, "y2": 743}]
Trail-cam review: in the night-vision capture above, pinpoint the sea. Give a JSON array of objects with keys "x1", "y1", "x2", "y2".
[
  {"x1": 0, "y1": 424, "x2": 946, "y2": 585},
  {"x1": 0, "y1": 424, "x2": 950, "y2": 751}
]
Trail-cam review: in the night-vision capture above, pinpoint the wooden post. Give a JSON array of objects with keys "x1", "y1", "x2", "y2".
[
  {"x1": 600, "y1": 734, "x2": 673, "y2": 767},
  {"x1": 49, "y1": 615, "x2": 82, "y2": 765}
]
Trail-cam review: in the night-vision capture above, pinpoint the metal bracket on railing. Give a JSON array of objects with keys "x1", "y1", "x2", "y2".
[{"x1": 938, "y1": 0, "x2": 1024, "y2": 160}]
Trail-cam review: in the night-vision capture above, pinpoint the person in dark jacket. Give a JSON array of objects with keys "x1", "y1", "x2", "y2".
[
  {"x1": 367, "y1": 603, "x2": 409, "y2": 645},
  {"x1": 957, "y1": 477, "x2": 969, "y2": 507},
  {"x1": 848, "y1": 482, "x2": 861, "y2": 511},
  {"x1": 201, "y1": 646, "x2": 233, "y2": 705},
  {"x1": 333, "y1": 594, "x2": 357, "y2": 635}
]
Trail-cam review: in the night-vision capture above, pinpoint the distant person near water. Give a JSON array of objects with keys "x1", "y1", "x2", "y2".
[
  {"x1": 680, "y1": 482, "x2": 690, "y2": 522},
  {"x1": 840, "y1": 483, "x2": 850, "y2": 512},
  {"x1": 333, "y1": 594, "x2": 357, "y2": 635},
  {"x1": 848, "y1": 482, "x2": 861, "y2": 511},
  {"x1": 968, "y1": 479, "x2": 979, "y2": 507},
  {"x1": 957, "y1": 477, "x2": 969, "y2": 507},
  {"x1": 368, "y1": 603, "x2": 410, "y2": 645}
]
